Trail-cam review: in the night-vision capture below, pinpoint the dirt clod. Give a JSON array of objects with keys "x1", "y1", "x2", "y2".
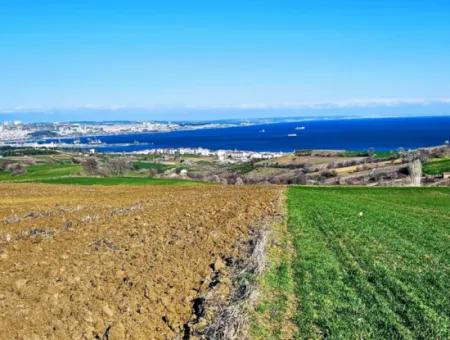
[
  {"x1": 102, "y1": 305, "x2": 114, "y2": 318},
  {"x1": 213, "y1": 257, "x2": 226, "y2": 272},
  {"x1": 15, "y1": 279, "x2": 27, "y2": 290}
]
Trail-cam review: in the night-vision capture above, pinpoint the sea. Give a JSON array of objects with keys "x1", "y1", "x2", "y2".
[{"x1": 46, "y1": 116, "x2": 450, "y2": 153}]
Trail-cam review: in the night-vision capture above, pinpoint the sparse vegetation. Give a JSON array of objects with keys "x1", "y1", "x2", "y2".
[
  {"x1": 251, "y1": 196, "x2": 297, "y2": 339},
  {"x1": 132, "y1": 161, "x2": 170, "y2": 172},
  {"x1": 228, "y1": 161, "x2": 256, "y2": 174},
  {"x1": 0, "y1": 146, "x2": 59, "y2": 156}
]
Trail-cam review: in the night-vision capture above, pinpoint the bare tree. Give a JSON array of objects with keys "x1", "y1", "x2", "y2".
[
  {"x1": 295, "y1": 174, "x2": 307, "y2": 185},
  {"x1": 81, "y1": 157, "x2": 101, "y2": 176},
  {"x1": 105, "y1": 157, "x2": 132, "y2": 176},
  {"x1": 147, "y1": 168, "x2": 159, "y2": 178}
]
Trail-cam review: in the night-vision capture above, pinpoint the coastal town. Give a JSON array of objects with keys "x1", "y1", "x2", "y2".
[
  {"x1": 0, "y1": 120, "x2": 286, "y2": 163},
  {"x1": 0, "y1": 120, "x2": 248, "y2": 143},
  {"x1": 135, "y1": 147, "x2": 285, "y2": 162},
  {"x1": 0, "y1": 121, "x2": 177, "y2": 142}
]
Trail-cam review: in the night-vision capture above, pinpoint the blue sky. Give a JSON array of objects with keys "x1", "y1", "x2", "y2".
[{"x1": 1, "y1": 0, "x2": 450, "y2": 121}]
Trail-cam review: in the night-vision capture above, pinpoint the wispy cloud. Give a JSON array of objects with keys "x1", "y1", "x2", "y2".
[
  {"x1": 2, "y1": 98, "x2": 450, "y2": 114},
  {"x1": 223, "y1": 98, "x2": 450, "y2": 110}
]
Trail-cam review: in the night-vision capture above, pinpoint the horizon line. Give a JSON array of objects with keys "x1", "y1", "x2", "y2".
[
  {"x1": 2, "y1": 114, "x2": 450, "y2": 125},
  {"x1": 2, "y1": 98, "x2": 450, "y2": 114}
]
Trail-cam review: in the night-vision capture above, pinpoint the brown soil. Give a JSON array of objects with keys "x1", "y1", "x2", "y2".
[{"x1": 0, "y1": 184, "x2": 281, "y2": 339}]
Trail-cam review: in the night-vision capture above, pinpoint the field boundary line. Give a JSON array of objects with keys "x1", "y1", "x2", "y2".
[{"x1": 249, "y1": 187, "x2": 298, "y2": 339}]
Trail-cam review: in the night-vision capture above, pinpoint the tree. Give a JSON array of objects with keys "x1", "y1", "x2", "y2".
[
  {"x1": 147, "y1": 168, "x2": 159, "y2": 178},
  {"x1": 105, "y1": 157, "x2": 132, "y2": 176},
  {"x1": 81, "y1": 157, "x2": 101, "y2": 176},
  {"x1": 295, "y1": 174, "x2": 307, "y2": 185}
]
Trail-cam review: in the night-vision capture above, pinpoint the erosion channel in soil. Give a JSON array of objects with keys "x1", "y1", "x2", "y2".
[{"x1": 0, "y1": 184, "x2": 282, "y2": 339}]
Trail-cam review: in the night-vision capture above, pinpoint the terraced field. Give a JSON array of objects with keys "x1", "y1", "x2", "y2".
[
  {"x1": 0, "y1": 184, "x2": 281, "y2": 339},
  {"x1": 423, "y1": 158, "x2": 450, "y2": 175},
  {"x1": 286, "y1": 187, "x2": 450, "y2": 339}
]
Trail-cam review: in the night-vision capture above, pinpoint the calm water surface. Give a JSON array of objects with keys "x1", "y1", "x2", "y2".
[{"x1": 47, "y1": 116, "x2": 450, "y2": 152}]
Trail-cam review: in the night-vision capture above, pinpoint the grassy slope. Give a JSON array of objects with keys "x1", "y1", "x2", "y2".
[
  {"x1": 423, "y1": 158, "x2": 450, "y2": 175},
  {"x1": 0, "y1": 163, "x2": 82, "y2": 182},
  {"x1": 342, "y1": 150, "x2": 397, "y2": 158},
  {"x1": 227, "y1": 162, "x2": 256, "y2": 174},
  {"x1": 0, "y1": 162, "x2": 199, "y2": 185},
  {"x1": 132, "y1": 161, "x2": 171, "y2": 171},
  {"x1": 287, "y1": 187, "x2": 450, "y2": 339}
]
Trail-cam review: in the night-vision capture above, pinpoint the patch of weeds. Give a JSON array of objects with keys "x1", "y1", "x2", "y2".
[{"x1": 250, "y1": 194, "x2": 297, "y2": 339}]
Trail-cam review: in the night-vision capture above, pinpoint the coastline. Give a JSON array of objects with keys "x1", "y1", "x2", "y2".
[{"x1": 1, "y1": 115, "x2": 449, "y2": 154}]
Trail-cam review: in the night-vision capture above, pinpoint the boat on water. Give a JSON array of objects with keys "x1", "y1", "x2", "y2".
[
  {"x1": 288, "y1": 133, "x2": 297, "y2": 137},
  {"x1": 295, "y1": 126, "x2": 306, "y2": 130},
  {"x1": 87, "y1": 138, "x2": 102, "y2": 145}
]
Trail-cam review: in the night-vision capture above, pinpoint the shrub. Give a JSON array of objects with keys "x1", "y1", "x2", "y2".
[
  {"x1": 319, "y1": 170, "x2": 338, "y2": 178},
  {"x1": 6, "y1": 163, "x2": 27, "y2": 176}
]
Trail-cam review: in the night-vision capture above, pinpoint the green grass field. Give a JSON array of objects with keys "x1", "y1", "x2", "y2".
[
  {"x1": 341, "y1": 150, "x2": 397, "y2": 158},
  {"x1": 423, "y1": 158, "x2": 450, "y2": 175},
  {"x1": 284, "y1": 187, "x2": 450, "y2": 339},
  {"x1": 132, "y1": 161, "x2": 172, "y2": 171},
  {"x1": 0, "y1": 161, "x2": 198, "y2": 185},
  {"x1": 0, "y1": 163, "x2": 82, "y2": 182}
]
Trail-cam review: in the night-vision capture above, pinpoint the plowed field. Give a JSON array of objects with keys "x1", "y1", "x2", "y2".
[{"x1": 0, "y1": 184, "x2": 281, "y2": 339}]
